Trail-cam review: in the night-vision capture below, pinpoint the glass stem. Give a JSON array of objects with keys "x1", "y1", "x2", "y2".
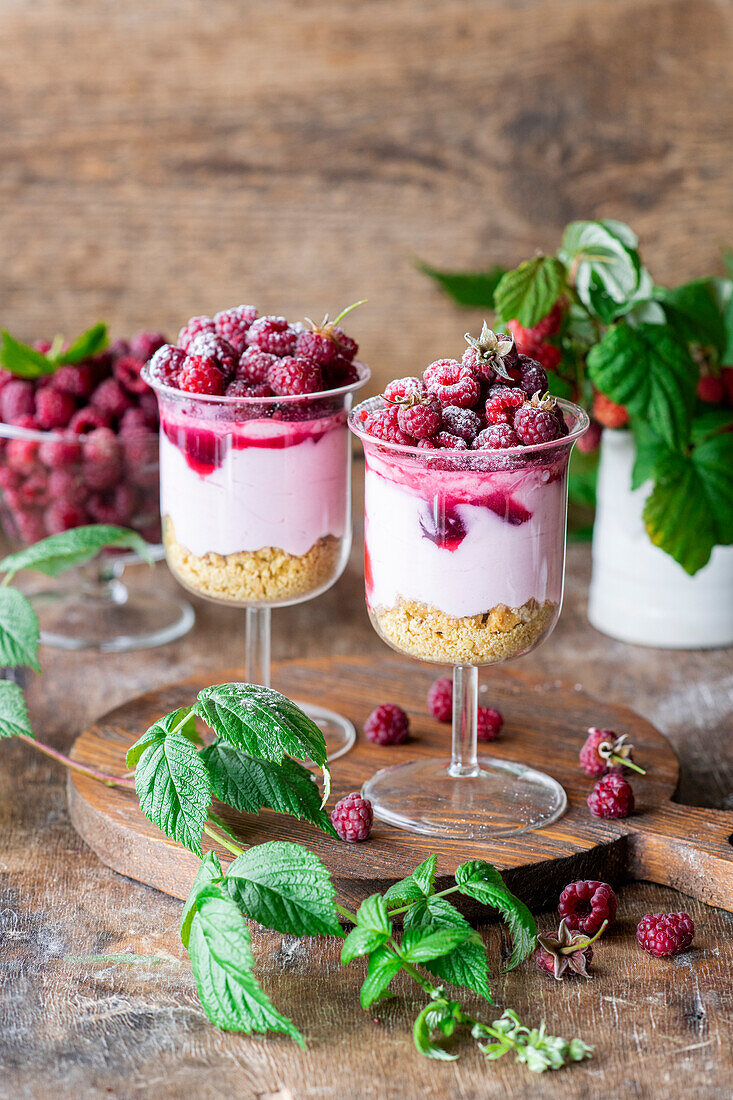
[
  {"x1": 448, "y1": 664, "x2": 480, "y2": 778},
  {"x1": 245, "y1": 606, "x2": 271, "y2": 688}
]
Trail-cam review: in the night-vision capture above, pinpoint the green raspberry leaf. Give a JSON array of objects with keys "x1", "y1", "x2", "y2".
[
  {"x1": 655, "y1": 279, "x2": 727, "y2": 352},
  {"x1": 494, "y1": 256, "x2": 566, "y2": 327},
  {"x1": 55, "y1": 322, "x2": 109, "y2": 365},
  {"x1": 691, "y1": 407, "x2": 733, "y2": 444},
  {"x1": 643, "y1": 431, "x2": 733, "y2": 574},
  {"x1": 224, "y1": 841, "x2": 341, "y2": 937},
  {"x1": 413, "y1": 1000, "x2": 460, "y2": 1061},
  {"x1": 587, "y1": 323, "x2": 697, "y2": 448},
  {"x1": 455, "y1": 860, "x2": 536, "y2": 971},
  {"x1": 419, "y1": 263, "x2": 506, "y2": 308},
  {"x1": 200, "y1": 740, "x2": 335, "y2": 836},
  {"x1": 560, "y1": 220, "x2": 651, "y2": 322},
  {"x1": 132, "y1": 728, "x2": 211, "y2": 857},
  {"x1": 0, "y1": 679, "x2": 33, "y2": 740},
  {"x1": 188, "y1": 884, "x2": 304, "y2": 1045},
  {"x1": 384, "y1": 854, "x2": 437, "y2": 908},
  {"x1": 180, "y1": 851, "x2": 223, "y2": 949},
  {"x1": 401, "y1": 924, "x2": 476, "y2": 964},
  {"x1": 194, "y1": 684, "x2": 330, "y2": 802},
  {"x1": 0, "y1": 588, "x2": 40, "y2": 671},
  {"x1": 405, "y1": 897, "x2": 491, "y2": 1001},
  {"x1": 342, "y1": 893, "x2": 392, "y2": 963},
  {"x1": 359, "y1": 944, "x2": 403, "y2": 1009},
  {"x1": 0, "y1": 525, "x2": 153, "y2": 580},
  {"x1": 126, "y1": 708, "x2": 195, "y2": 768},
  {"x1": 631, "y1": 421, "x2": 670, "y2": 490},
  {"x1": 0, "y1": 331, "x2": 57, "y2": 379}
]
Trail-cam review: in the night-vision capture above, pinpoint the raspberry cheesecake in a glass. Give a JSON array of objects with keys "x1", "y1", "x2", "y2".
[
  {"x1": 349, "y1": 324, "x2": 588, "y2": 835},
  {"x1": 144, "y1": 303, "x2": 369, "y2": 759}
]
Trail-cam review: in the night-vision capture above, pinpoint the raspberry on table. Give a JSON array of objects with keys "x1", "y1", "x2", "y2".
[
  {"x1": 514, "y1": 400, "x2": 563, "y2": 445},
  {"x1": 427, "y1": 677, "x2": 452, "y2": 722},
  {"x1": 477, "y1": 706, "x2": 503, "y2": 742},
  {"x1": 440, "y1": 405, "x2": 481, "y2": 442},
  {"x1": 593, "y1": 392, "x2": 629, "y2": 429},
  {"x1": 148, "y1": 345, "x2": 187, "y2": 387},
  {"x1": 34, "y1": 386, "x2": 76, "y2": 430},
  {"x1": 237, "y1": 347, "x2": 279, "y2": 384},
  {"x1": 268, "y1": 356, "x2": 323, "y2": 396},
  {"x1": 178, "y1": 355, "x2": 226, "y2": 396},
  {"x1": 587, "y1": 773, "x2": 635, "y2": 818},
  {"x1": 423, "y1": 359, "x2": 480, "y2": 408},
  {"x1": 364, "y1": 704, "x2": 410, "y2": 746},
  {"x1": 129, "y1": 331, "x2": 167, "y2": 362},
  {"x1": 246, "y1": 315, "x2": 297, "y2": 357},
  {"x1": 517, "y1": 355, "x2": 548, "y2": 398},
  {"x1": 384, "y1": 376, "x2": 426, "y2": 403},
  {"x1": 558, "y1": 880, "x2": 617, "y2": 936},
  {"x1": 1, "y1": 380, "x2": 36, "y2": 424},
  {"x1": 396, "y1": 394, "x2": 442, "y2": 440},
  {"x1": 474, "y1": 424, "x2": 520, "y2": 449},
  {"x1": 485, "y1": 386, "x2": 524, "y2": 425},
  {"x1": 636, "y1": 912, "x2": 694, "y2": 957},
  {"x1": 178, "y1": 315, "x2": 215, "y2": 351},
  {"x1": 363, "y1": 407, "x2": 414, "y2": 445},
  {"x1": 214, "y1": 305, "x2": 258, "y2": 354},
  {"x1": 331, "y1": 792, "x2": 373, "y2": 842}
]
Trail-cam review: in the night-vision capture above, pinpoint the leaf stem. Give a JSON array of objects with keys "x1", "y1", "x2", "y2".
[
  {"x1": 336, "y1": 902, "x2": 358, "y2": 924},
  {"x1": 387, "y1": 884, "x2": 460, "y2": 918},
  {"x1": 16, "y1": 732, "x2": 135, "y2": 789},
  {"x1": 202, "y1": 821, "x2": 245, "y2": 858}
]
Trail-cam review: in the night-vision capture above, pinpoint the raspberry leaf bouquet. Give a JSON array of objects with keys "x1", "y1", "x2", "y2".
[{"x1": 423, "y1": 221, "x2": 733, "y2": 574}]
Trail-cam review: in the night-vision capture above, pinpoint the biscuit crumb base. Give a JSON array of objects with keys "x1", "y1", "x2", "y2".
[
  {"x1": 371, "y1": 596, "x2": 557, "y2": 664},
  {"x1": 164, "y1": 518, "x2": 341, "y2": 604}
]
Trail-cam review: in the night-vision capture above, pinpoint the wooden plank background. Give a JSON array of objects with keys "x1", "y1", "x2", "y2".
[{"x1": 2, "y1": 0, "x2": 732, "y2": 393}]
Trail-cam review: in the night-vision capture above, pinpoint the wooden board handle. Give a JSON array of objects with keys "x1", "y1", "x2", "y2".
[{"x1": 626, "y1": 803, "x2": 733, "y2": 912}]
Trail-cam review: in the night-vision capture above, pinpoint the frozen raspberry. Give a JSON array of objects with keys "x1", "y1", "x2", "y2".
[
  {"x1": 33, "y1": 387, "x2": 76, "y2": 430},
  {"x1": 440, "y1": 406, "x2": 481, "y2": 442},
  {"x1": 148, "y1": 345, "x2": 187, "y2": 388},
  {"x1": 395, "y1": 394, "x2": 441, "y2": 440},
  {"x1": 188, "y1": 333, "x2": 238, "y2": 377},
  {"x1": 636, "y1": 912, "x2": 694, "y2": 957},
  {"x1": 44, "y1": 499, "x2": 87, "y2": 534},
  {"x1": 38, "y1": 436, "x2": 82, "y2": 469},
  {"x1": 323, "y1": 356, "x2": 359, "y2": 389},
  {"x1": 477, "y1": 706, "x2": 503, "y2": 742},
  {"x1": 593, "y1": 392, "x2": 629, "y2": 429},
  {"x1": 91, "y1": 377, "x2": 132, "y2": 420},
  {"x1": 514, "y1": 404, "x2": 562, "y2": 445},
  {"x1": 559, "y1": 881, "x2": 617, "y2": 936},
  {"x1": 331, "y1": 327, "x2": 358, "y2": 361},
  {"x1": 416, "y1": 438, "x2": 437, "y2": 449},
  {"x1": 246, "y1": 315, "x2": 297, "y2": 357},
  {"x1": 50, "y1": 362, "x2": 97, "y2": 398},
  {"x1": 427, "y1": 677, "x2": 453, "y2": 722},
  {"x1": 474, "y1": 424, "x2": 520, "y2": 449},
  {"x1": 696, "y1": 374, "x2": 724, "y2": 404},
  {"x1": 364, "y1": 704, "x2": 410, "y2": 746},
  {"x1": 384, "y1": 376, "x2": 426, "y2": 403},
  {"x1": 225, "y1": 379, "x2": 271, "y2": 398},
  {"x1": 461, "y1": 346, "x2": 495, "y2": 385},
  {"x1": 516, "y1": 355, "x2": 548, "y2": 398},
  {"x1": 113, "y1": 356, "x2": 149, "y2": 396},
  {"x1": 296, "y1": 328, "x2": 342, "y2": 368},
  {"x1": 129, "y1": 331, "x2": 166, "y2": 362},
  {"x1": 237, "y1": 347, "x2": 278, "y2": 385},
  {"x1": 178, "y1": 315, "x2": 215, "y2": 351},
  {"x1": 47, "y1": 468, "x2": 87, "y2": 506},
  {"x1": 423, "y1": 359, "x2": 480, "y2": 408},
  {"x1": 587, "y1": 773, "x2": 635, "y2": 819},
  {"x1": 179, "y1": 355, "x2": 226, "y2": 396},
  {"x1": 331, "y1": 792, "x2": 373, "y2": 842},
  {"x1": 214, "y1": 305, "x2": 258, "y2": 354},
  {"x1": 434, "y1": 431, "x2": 469, "y2": 450},
  {"x1": 485, "y1": 386, "x2": 524, "y2": 425},
  {"x1": 268, "y1": 356, "x2": 323, "y2": 396},
  {"x1": 70, "y1": 407, "x2": 112, "y2": 434},
  {"x1": 462, "y1": 325, "x2": 519, "y2": 381},
  {"x1": 363, "y1": 407, "x2": 414, "y2": 445},
  {"x1": 1, "y1": 380, "x2": 35, "y2": 424}
]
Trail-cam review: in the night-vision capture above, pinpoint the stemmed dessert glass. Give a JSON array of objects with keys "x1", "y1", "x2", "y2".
[
  {"x1": 349, "y1": 395, "x2": 589, "y2": 837},
  {"x1": 145, "y1": 363, "x2": 370, "y2": 760}
]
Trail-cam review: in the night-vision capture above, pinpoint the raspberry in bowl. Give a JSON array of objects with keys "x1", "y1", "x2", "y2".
[
  {"x1": 348, "y1": 324, "x2": 588, "y2": 837},
  {"x1": 0, "y1": 326, "x2": 194, "y2": 651},
  {"x1": 145, "y1": 303, "x2": 369, "y2": 759}
]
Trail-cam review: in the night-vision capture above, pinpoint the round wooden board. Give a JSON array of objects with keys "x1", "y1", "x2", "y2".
[{"x1": 68, "y1": 655, "x2": 733, "y2": 915}]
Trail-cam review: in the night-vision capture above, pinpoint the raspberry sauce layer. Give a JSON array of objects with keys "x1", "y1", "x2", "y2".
[
  {"x1": 160, "y1": 410, "x2": 349, "y2": 558},
  {"x1": 364, "y1": 448, "x2": 567, "y2": 619}
]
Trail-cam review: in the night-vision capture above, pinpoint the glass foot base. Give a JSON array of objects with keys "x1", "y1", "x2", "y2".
[
  {"x1": 297, "y1": 702, "x2": 356, "y2": 762},
  {"x1": 32, "y1": 584, "x2": 196, "y2": 653},
  {"x1": 361, "y1": 756, "x2": 567, "y2": 839}
]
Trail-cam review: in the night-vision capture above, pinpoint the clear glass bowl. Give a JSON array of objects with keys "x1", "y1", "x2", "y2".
[
  {"x1": 349, "y1": 395, "x2": 589, "y2": 837},
  {"x1": 0, "y1": 421, "x2": 194, "y2": 651}
]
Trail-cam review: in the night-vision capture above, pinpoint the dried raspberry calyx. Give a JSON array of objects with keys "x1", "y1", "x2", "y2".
[
  {"x1": 590, "y1": 729, "x2": 646, "y2": 775},
  {"x1": 463, "y1": 321, "x2": 516, "y2": 380},
  {"x1": 536, "y1": 917, "x2": 608, "y2": 980},
  {"x1": 302, "y1": 300, "x2": 366, "y2": 349}
]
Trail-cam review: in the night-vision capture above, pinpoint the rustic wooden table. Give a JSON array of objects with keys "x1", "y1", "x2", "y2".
[{"x1": 1, "y1": 473, "x2": 731, "y2": 1100}]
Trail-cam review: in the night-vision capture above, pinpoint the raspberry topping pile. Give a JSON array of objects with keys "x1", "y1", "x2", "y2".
[
  {"x1": 636, "y1": 912, "x2": 695, "y2": 957},
  {"x1": 587, "y1": 773, "x2": 635, "y2": 819},
  {"x1": 558, "y1": 880, "x2": 617, "y2": 936},
  {"x1": 360, "y1": 325, "x2": 568, "y2": 453},
  {"x1": 364, "y1": 704, "x2": 410, "y2": 745},
  {"x1": 150, "y1": 303, "x2": 361, "y2": 400},
  {"x1": 331, "y1": 792, "x2": 373, "y2": 842}
]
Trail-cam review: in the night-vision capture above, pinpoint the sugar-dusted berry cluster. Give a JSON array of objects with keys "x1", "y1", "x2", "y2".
[
  {"x1": 0, "y1": 332, "x2": 165, "y2": 543},
  {"x1": 148, "y1": 304, "x2": 360, "y2": 400},
  {"x1": 359, "y1": 324, "x2": 568, "y2": 452}
]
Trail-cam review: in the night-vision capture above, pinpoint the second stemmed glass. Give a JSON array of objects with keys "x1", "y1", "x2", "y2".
[
  {"x1": 349, "y1": 395, "x2": 589, "y2": 837},
  {"x1": 145, "y1": 363, "x2": 370, "y2": 760}
]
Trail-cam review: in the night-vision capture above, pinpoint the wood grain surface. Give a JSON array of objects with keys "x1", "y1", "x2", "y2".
[
  {"x1": 67, "y1": 656, "x2": 733, "y2": 913},
  {"x1": 2, "y1": 1, "x2": 733, "y2": 394}
]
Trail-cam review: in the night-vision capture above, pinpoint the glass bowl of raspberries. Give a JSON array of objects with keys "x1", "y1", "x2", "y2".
[
  {"x1": 144, "y1": 303, "x2": 369, "y2": 760},
  {"x1": 348, "y1": 324, "x2": 589, "y2": 837},
  {"x1": 0, "y1": 327, "x2": 194, "y2": 651}
]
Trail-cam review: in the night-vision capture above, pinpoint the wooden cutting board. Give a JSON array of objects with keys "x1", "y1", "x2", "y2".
[{"x1": 67, "y1": 655, "x2": 733, "y2": 915}]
